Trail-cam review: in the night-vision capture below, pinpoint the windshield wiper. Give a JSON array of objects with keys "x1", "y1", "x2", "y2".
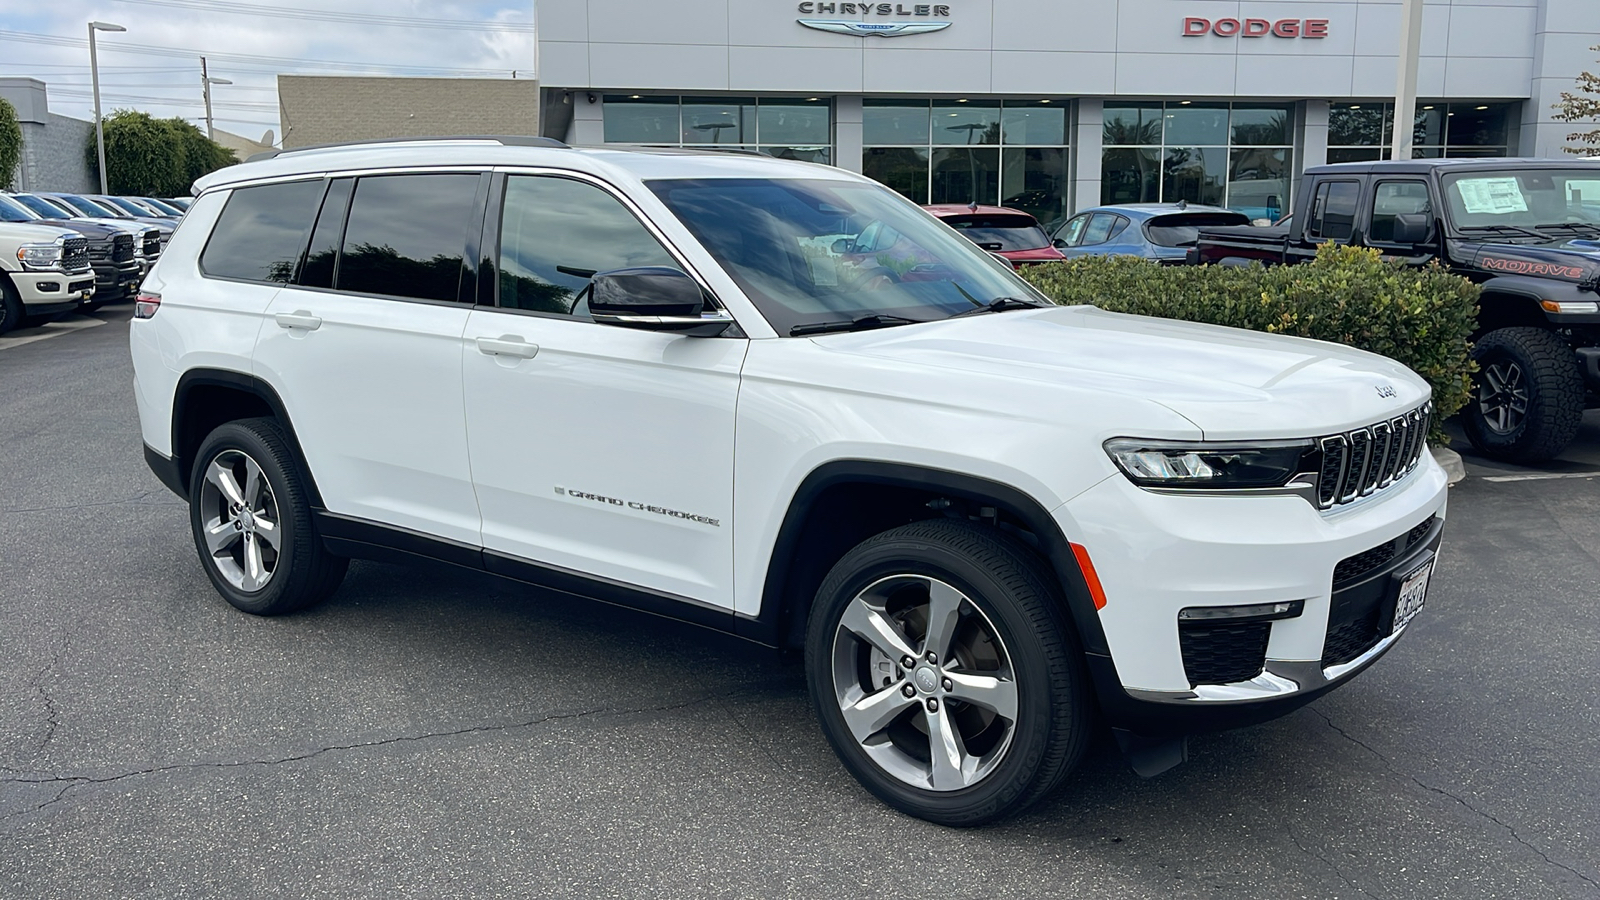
[
  {"x1": 945, "y1": 297, "x2": 1050, "y2": 319},
  {"x1": 789, "y1": 314, "x2": 920, "y2": 336},
  {"x1": 1459, "y1": 224, "x2": 1550, "y2": 241},
  {"x1": 1531, "y1": 222, "x2": 1600, "y2": 237}
]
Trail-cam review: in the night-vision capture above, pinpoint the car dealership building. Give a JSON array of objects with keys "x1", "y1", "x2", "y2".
[{"x1": 536, "y1": 0, "x2": 1599, "y2": 224}]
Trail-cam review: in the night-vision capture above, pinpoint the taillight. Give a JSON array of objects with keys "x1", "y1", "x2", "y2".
[{"x1": 134, "y1": 291, "x2": 161, "y2": 319}]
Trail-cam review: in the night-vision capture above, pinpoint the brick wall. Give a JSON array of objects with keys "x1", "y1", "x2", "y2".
[{"x1": 278, "y1": 76, "x2": 539, "y2": 149}]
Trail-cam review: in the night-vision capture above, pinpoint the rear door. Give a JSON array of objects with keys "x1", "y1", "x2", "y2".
[
  {"x1": 252, "y1": 172, "x2": 486, "y2": 545},
  {"x1": 1290, "y1": 178, "x2": 1365, "y2": 263}
]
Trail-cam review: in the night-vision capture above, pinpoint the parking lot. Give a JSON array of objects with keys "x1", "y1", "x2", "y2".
[{"x1": 2, "y1": 307, "x2": 1597, "y2": 899}]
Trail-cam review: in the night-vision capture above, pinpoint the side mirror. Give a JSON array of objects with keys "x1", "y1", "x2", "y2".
[
  {"x1": 1392, "y1": 213, "x2": 1431, "y2": 245},
  {"x1": 831, "y1": 238, "x2": 853, "y2": 254},
  {"x1": 1052, "y1": 238, "x2": 1068, "y2": 249},
  {"x1": 589, "y1": 267, "x2": 733, "y2": 336},
  {"x1": 989, "y1": 251, "x2": 1016, "y2": 270}
]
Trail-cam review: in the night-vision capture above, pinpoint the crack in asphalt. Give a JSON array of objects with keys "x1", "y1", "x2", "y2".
[
  {"x1": 0, "y1": 693, "x2": 720, "y2": 826},
  {"x1": 1, "y1": 490, "x2": 183, "y2": 515},
  {"x1": 1313, "y1": 708, "x2": 1600, "y2": 892},
  {"x1": 26, "y1": 630, "x2": 70, "y2": 759},
  {"x1": 1285, "y1": 821, "x2": 1383, "y2": 900}
]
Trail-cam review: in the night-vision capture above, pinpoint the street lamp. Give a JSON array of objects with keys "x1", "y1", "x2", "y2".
[
  {"x1": 88, "y1": 20, "x2": 126, "y2": 194},
  {"x1": 201, "y1": 57, "x2": 232, "y2": 140}
]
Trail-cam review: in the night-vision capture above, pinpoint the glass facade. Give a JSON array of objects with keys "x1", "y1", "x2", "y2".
[
  {"x1": 863, "y1": 99, "x2": 1071, "y2": 227},
  {"x1": 1102, "y1": 102, "x2": 1294, "y2": 221},
  {"x1": 1327, "y1": 102, "x2": 1514, "y2": 162},
  {"x1": 603, "y1": 95, "x2": 833, "y2": 163}
]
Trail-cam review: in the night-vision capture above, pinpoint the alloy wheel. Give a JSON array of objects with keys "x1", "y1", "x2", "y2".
[
  {"x1": 829, "y1": 574, "x2": 1019, "y2": 792},
  {"x1": 196, "y1": 449, "x2": 281, "y2": 592},
  {"x1": 1477, "y1": 359, "x2": 1528, "y2": 435}
]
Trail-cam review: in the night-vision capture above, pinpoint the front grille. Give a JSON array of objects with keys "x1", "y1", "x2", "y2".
[
  {"x1": 1322, "y1": 605, "x2": 1383, "y2": 667},
  {"x1": 142, "y1": 232, "x2": 162, "y2": 260},
  {"x1": 1333, "y1": 516, "x2": 1439, "y2": 587},
  {"x1": 61, "y1": 237, "x2": 90, "y2": 273},
  {"x1": 1316, "y1": 403, "x2": 1431, "y2": 509},
  {"x1": 112, "y1": 233, "x2": 134, "y2": 263},
  {"x1": 89, "y1": 243, "x2": 110, "y2": 260},
  {"x1": 1179, "y1": 621, "x2": 1270, "y2": 686}
]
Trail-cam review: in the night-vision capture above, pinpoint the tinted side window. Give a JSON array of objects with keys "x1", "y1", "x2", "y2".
[
  {"x1": 1369, "y1": 181, "x2": 1431, "y2": 243},
  {"x1": 1105, "y1": 215, "x2": 1130, "y2": 242},
  {"x1": 498, "y1": 175, "x2": 676, "y2": 315},
  {"x1": 200, "y1": 180, "x2": 324, "y2": 283},
  {"x1": 298, "y1": 178, "x2": 352, "y2": 290},
  {"x1": 1307, "y1": 180, "x2": 1361, "y2": 242},
  {"x1": 1055, "y1": 214, "x2": 1090, "y2": 246},
  {"x1": 337, "y1": 174, "x2": 478, "y2": 302},
  {"x1": 1081, "y1": 213, "x2": 1118, "y2": 246}
]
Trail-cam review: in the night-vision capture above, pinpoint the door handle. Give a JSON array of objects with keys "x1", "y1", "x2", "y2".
[
  {"x1": 475, "y1": 336, "x2": 539, "y2": 359},
  {"x1": 275, "y1": 311, "x2": 322, "y2": 331}
]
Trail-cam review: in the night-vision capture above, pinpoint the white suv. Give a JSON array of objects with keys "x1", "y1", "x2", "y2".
[{"x1": 132, "y1": 137, "x2": 1448, "y2": 825}]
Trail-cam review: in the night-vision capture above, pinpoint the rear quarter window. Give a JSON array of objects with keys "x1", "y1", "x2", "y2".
[{"x1": 199, "y1": 180, "x2": 325, "y2": 284}]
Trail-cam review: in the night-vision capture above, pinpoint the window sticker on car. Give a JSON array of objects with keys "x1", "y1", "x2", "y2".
[{"x1": 1454, "y1": 177, "x2": 1528, "y2": 215}]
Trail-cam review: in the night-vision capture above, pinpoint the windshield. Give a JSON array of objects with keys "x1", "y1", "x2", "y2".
[
  {"x1": 12, "y1": 194, "x2": 71, "y2": 219},
  {"x1": 648, "y1": 178, "x2": 1046, "y2": 335},
  {"x1": 937, "y1": 214, "x2": 1050, "y2": 251},
  {"x1": 54, "y1": 194, "x2": 118, "y2": 217},
  {"x1": 0, "y1": 195, "x2": 42, "y2": 222},
  {"x1": 1442, "y1": 168, "x2": 1600, "y2": 232},
  {"x1": 138, "y1": 197, "x2": 185, "y2": 216},
  {"x1": 98, "y1": 197, "x2": 151, "y2": 217}
]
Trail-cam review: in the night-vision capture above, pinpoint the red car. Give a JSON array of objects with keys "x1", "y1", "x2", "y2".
[{"x1": 923, "y1": 204, "x2": 1067, "y2": 266}]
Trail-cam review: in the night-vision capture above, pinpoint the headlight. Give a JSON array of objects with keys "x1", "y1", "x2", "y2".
[
  {"x1": 1104, "y1": 438, "x2": 1314, "y2": 489},
  {"x1": 17, "y1": 241, "x2": 65, "y2": 271}
]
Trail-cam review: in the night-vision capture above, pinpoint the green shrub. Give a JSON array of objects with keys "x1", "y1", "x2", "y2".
[
  {"x1": 1021, "y1": 244, "x2": 1479, "y2": 436},
  {"x1": 86, "y1": 110, "x2": 237, "y2": 196},
  {"x1": 0, "y1": 97, "x2": 21, "y2": 191}
]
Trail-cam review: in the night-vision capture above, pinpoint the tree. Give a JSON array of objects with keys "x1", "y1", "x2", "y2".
[
  {"x1": 85, "y1": 109, "x2": 238, "y2": 195},
  {"x1": 0, "y1": 97, "x2": 21, "y2": 191},
  {"x1": 1552, "y1": 44, "x2": 1600, "y2": 157}
]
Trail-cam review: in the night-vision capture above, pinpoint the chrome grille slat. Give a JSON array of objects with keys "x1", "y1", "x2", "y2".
[
  {"x1": 61, "y1": 237, "x2": 90, "y2": 273},
  {"x1": 1316, "y1": 402, "x2": 1431, "y2": 510}
]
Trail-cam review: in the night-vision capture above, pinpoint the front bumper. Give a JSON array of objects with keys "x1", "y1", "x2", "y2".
[
  {"x1": 1059, "y1": 450, "x2": 1450, "y2": 736},
  {"x1": 89, "y1": 259, "x2": 141, "y2": 301},
  {"x1": 10, "y1": 269, "x2": 95, "y2": 310}
]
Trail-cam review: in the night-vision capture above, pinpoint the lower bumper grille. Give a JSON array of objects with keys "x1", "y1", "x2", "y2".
[
  {"x1": 1322, "y1": 516, "x2": 1441, "y2": 667},
  {"x1": 1179, "y1": 621, "x2": 1269, "y2": 686}
]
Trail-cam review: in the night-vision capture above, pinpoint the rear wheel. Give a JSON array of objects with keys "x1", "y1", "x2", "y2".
[
  {"x1": 188, "y1": 418, "x2": 347, "y2": 615},
  {"x1": 805, "y1": 519, "x2": 1090, "y2": 826},
  {"x1": 1463, "y1": 327, "x2": 1584, "y2": 462}
]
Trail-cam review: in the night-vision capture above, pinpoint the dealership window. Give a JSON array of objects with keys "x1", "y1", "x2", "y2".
[
  {"x1": 603, "y1": 95, "x2": 833, "y2": 163},
  {"x1": 1327, "y1": 102, "x2": 1515, "y2": 162},
  {"x1": 862, "y1": 98, "x2": 1072, "y2": 229},
  {"x1": 1102, "y1": 102, "x2": 1293, "y2": 221}
]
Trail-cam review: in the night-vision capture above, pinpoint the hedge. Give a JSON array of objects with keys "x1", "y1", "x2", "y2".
[
  {"x1": 0, "y1": 97, "x2": 20, "y2": 192},
  {"x1": 1021, "y1": 244, "x2": 1479, "y2": 436},
  {"x1": 85, "y1": 109, "x2": 236, "y2": 196}
]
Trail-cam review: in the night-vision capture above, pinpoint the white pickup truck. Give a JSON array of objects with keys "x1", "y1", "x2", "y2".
[{"x1": 0, "y1": 220, "x2": 95, "y2": 334}]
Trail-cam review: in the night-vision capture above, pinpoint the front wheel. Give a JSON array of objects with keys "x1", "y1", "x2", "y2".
[
  {"x1": 1463, "y1": 327, "x2": 1585, "y2": 463},
  {"x1": 805, "y1": 519, "x2": 1090, "y2": 826},
  {"x1": 188, "y1": 418, "x2": 347, "y2": 615}
]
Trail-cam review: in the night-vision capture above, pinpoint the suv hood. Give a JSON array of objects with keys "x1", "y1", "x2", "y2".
[{"x1": 814, "y1": 305, "x2": 1430, "y2": 440}]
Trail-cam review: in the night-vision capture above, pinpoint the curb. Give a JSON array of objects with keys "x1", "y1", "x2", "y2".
[{"x1": 1433, "y1": 446, "x2": 1467, "y2": 485}]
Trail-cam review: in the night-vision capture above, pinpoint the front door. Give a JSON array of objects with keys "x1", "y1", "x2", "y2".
[{"x1": 462, "y1": 173, "x2": 747, "y2": 609}]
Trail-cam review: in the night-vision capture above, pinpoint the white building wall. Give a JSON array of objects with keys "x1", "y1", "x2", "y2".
[{"x1": 1523, "y1": 0, "x2": 1600, "y2": 156}]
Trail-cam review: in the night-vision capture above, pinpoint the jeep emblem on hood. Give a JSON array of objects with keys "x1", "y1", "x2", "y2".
[{"x1": 1375, "y1": 384, "x2": 1397, "y2": 399}]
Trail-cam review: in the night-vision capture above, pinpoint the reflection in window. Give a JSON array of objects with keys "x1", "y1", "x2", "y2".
[
  {"x1": 933, "y1": 100, "x2": 1000, "y2": 145},
  {"x1": 1326, "y1": 102, "x2": 1514, "y2": 162},
  {"x1": 200, "y1": 179, "x2": 324, "y2": 284},
  {"x1": 931, "y1": 147, "x2": 999, "y2": 206},
  {"x1": 1002, "y1": 147, "x2": 1070, "y2": 229},
  {"x1": 602, "y1": 95, "x2": 679, "y2": 143},
  {"x1": 1102, "y1": 101, "x2": 1292, "y2": 215},
  {"x1": 338, "y1": 174, "x2": 478, "y2": 302},
  {"x1": 863, "y1": 147, "x2": 931, "y2": 204},
  {"x1": 497, "y1": 176, "x2": 676, "y2": 315},
  {"x1": 682, "y1": 97, "x2": 755, "y2": 144}
]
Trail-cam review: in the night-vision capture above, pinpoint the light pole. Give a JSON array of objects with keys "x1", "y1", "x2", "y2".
[
  {"x1": 201, "y1": 57, "x2": 232, "y2": 140},
  {"x1": 88, "y1": 20, "x2": 126, "y2": 194},
  {"x1": 1390, "y1": 0, "x2": 1424, "y2": 160}
]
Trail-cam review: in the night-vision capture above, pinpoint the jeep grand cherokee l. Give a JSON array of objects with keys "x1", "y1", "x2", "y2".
[{"x1": 133, "y1": 137, "x2": 1448, "y2": 825}]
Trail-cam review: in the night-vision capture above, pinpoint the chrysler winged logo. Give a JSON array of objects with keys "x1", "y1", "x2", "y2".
[{"x1": 798, "y1": 19, "x2": 952, "y2": 36}]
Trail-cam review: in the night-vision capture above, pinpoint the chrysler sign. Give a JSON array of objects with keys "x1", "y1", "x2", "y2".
[
  {"x1": 797, "y1": 2, "x2": 952, "y2": 36},
  {"x1": 1183, "y1": 17, "x2": 1329, "y2": 38}
]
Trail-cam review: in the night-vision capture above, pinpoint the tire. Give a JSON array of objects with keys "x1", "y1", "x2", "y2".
[
  {"x1": 0, "y1": 279, "x2": 24, "y2": 336},
  {"x1": 805, "y1": 519, "x2": 1091, "y2": 826},
  {"x1": 1463, "y1": 327, "x2": 1585, "y2": 463},
  {"x1": 188, "y1": 417, "x2": 347, "y2": 615}
]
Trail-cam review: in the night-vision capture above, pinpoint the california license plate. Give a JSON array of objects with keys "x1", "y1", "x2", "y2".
[{"x1": 1393, "y1": 561, "x2": 1432, "y2": 632}]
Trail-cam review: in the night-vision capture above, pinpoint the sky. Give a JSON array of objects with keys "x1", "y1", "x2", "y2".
[{"x1": 0, "y1": 0, "x2": 539, "y2": 146}]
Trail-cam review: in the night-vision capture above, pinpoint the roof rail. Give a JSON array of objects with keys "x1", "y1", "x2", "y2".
[{"x1": 246, "y1": 134, "x2": 568, "y2": 163}]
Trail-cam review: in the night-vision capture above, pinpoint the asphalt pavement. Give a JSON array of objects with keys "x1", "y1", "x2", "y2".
[{"x1": 2, "y1": 308, "x2": 1597, "y2": 899}]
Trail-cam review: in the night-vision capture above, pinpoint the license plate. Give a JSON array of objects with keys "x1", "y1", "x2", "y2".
[{"x1": 1393, "y1": 561, "x2": 1432, "y2": 632}]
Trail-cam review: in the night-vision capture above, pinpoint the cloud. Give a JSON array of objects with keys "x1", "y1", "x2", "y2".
[{"x1": 0, "y1": 0, "x2": 537, "y2": 144}]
